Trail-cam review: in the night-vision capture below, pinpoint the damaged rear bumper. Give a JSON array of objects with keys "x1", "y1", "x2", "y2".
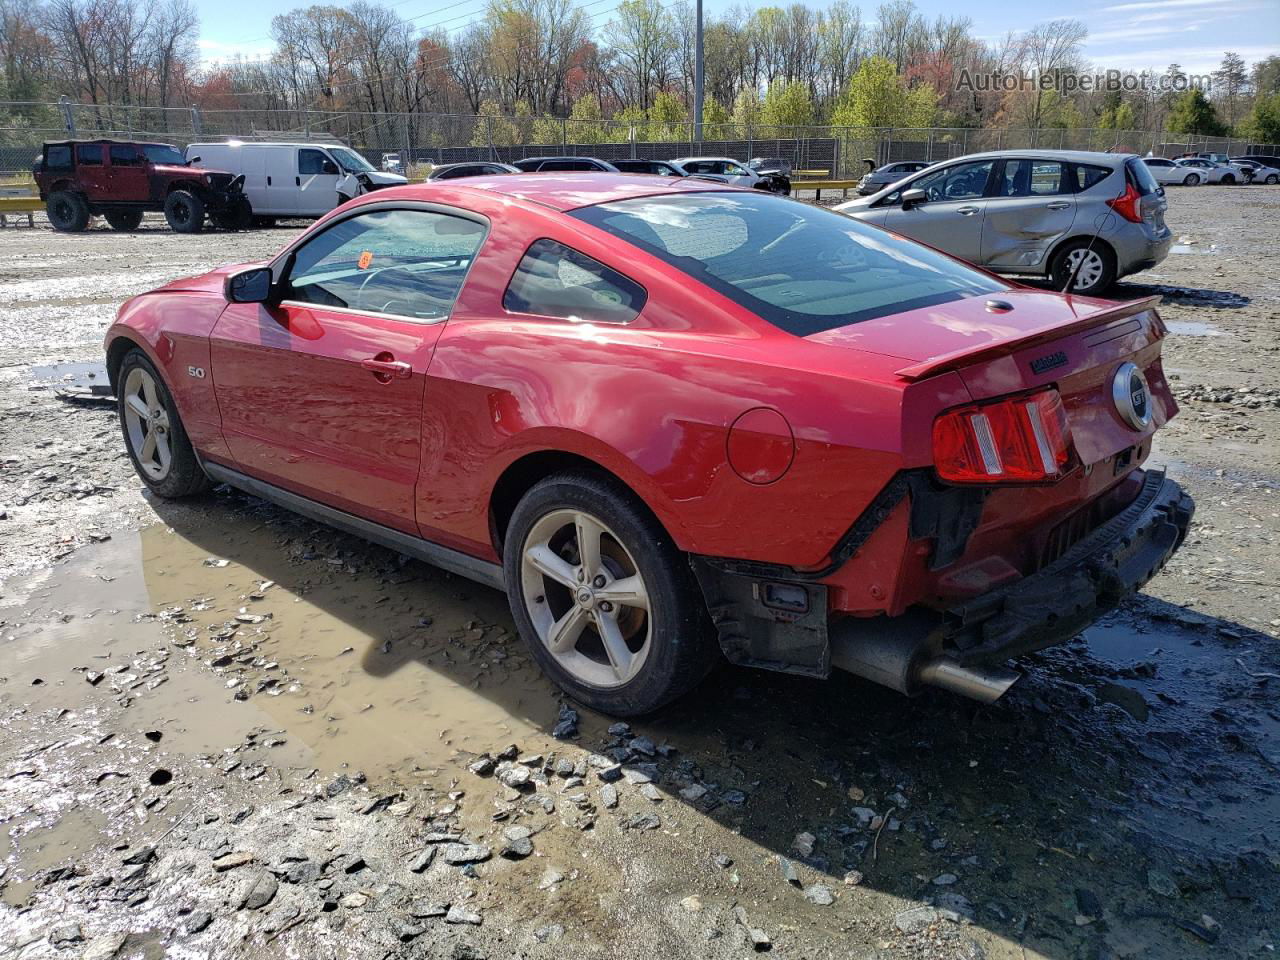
[{"x1": 693, "y1": 469, "x2": 1194, "y2": 701}]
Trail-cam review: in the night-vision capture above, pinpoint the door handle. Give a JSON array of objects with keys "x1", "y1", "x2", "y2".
[
  {"x1": 267, "y1": 176, "x2": 271, "y2": 186},
  {"x1": 1045, "y1": 200, "x2": 1071, "y2": 210},
  {"x1": 361, "y1": 356, "x2": 412, "y2": 381},
  {"x1": 296, "y1": 176, "x2": 301, "y2": 186},
  {"x1": 956, "y1": 206, "x2": 979, "y2": 216}
]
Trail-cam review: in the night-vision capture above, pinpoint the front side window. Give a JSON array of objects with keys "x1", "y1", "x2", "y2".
[
  {"x1": 573, "y1": 192, "x2": 1005, "y2": 337},
  {"x1": 723, "y1": 162, "x2": 749, "y2": 176},
  {"x1": 77, "y1": 144, "x2": 103, "y2": 166},
  {"x1": 141, "y1": 144, "x2": 186, "y2": 165},
  {"x1": 504, "y1": 238, "x2": 646, "y2": 324},
  {"x1": 911, "y1": 159, "x2": 994, "y2": 202},
  {"x1": 298, "y1": 149, "x2": 334, "y2": 175},
  {"x1": 285, "y1": 208, "x2": 487, "y2": 319}
]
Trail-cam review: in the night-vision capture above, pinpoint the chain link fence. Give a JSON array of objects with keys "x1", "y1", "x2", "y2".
[{"x1": 3, "y1": 99, "x2": 1277, "y2": 177}]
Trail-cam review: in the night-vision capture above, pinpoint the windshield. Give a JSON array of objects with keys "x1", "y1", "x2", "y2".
[
  {"x1": 329, "y1": 147, "x2": 376, "y2": 173},
  {"x1": 573, "y1": 192, "x2": 1006, "y2": 337},
  {"x1": 142, "y1": 144, "x2": 186, "y2": 165}
]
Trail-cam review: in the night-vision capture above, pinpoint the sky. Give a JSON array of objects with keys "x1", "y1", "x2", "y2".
[{"x1": 195, "y1": 0, "x2": 1280, "y2": 80}]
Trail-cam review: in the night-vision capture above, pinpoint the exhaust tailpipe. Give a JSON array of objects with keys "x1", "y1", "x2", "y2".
[{"x1": 829, "y1": 613, "x2": 1020, "y2": 704}]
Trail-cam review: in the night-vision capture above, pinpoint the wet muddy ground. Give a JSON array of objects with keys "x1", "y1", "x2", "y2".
[{"x1": 1, "y1": 189, "x2": 1278, "y2": 959}]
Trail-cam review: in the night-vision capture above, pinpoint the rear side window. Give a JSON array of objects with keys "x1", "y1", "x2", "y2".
[
  {"x1": 996, "y1": 159, "x2": 1070, "y2": 197},
  {"x1": 76, "y1": 144, "x2": 103, "y2": 166},
  {"x1": 285, "y1": 208, "x2": 487, "y2": 320},
  {"x1": 46, "y1": 145, "x2": 72, "y2": 171},
  {"x1": 504, "y1": 239, "x2": 646, "y2": 324},
  {"x1": 539, "y1": 160, "x2": 594, "y2": 171},
  {"x1": 1073, "y1": 164, "x2": 1113, "y2": 192}
]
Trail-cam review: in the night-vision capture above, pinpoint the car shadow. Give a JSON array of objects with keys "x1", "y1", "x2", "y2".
[
  {"x1": 146, "y1": 487, "x2": 1278, "y2": 958},
  {"x1": 1018, "y1": 276, "x2": 1251, "y2": 310}
]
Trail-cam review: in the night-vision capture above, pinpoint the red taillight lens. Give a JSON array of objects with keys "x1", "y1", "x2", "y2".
[
  {"x1": 933, "y1": 390, "x2": 1074, "y2": 484},
  {"x1": 1106, "y1": 182, "x2": 1143, "y2": 223}
]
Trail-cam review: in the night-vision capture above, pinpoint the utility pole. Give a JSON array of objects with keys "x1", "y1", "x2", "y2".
[{"x1": 693, "y1": 0, "x2": 704, "y2": 144}]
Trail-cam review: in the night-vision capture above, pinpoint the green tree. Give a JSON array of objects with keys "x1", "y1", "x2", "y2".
[
  {"x1": 701, "y1": 97, "x2": 731, "y2": 138},
  {"x1": 470, "y1": 99, "x2": 522, "y2": 147},
  {"x1": 531, "y1": 113, "x2": 565, "y2": 146},
  {"x1": 566, "y1": 94, "x2": 607, "y2": 144},
  {"x1": 1241, "y1": 93, "x2": 1280, "y2": 144},
  {"x1": 1253, "y1": 56, "x2": 1280, "y2": 98},
  {"x1": 646, "y1": 90, "x2": 687, "y2": 140},
  {"x1": 1166, "y1": 88, "x2": 1227, "y2": 136},
  {"x1": 730, "y1": 88, "x2": 762, "y2": 134},
  {"x1": 760, "y1": 80, "x2": 814, "y2": 128},
  {"x1": 831, "y1": 56, "x2": 934, "y2": 128}
]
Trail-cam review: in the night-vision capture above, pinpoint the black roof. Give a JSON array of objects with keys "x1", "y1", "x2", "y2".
[{"x1": 43, "y1": 138, "x2": 178, "y2": 148}]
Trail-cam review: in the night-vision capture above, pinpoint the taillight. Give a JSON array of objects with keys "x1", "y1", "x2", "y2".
[
  {"x1": 933, "y1": 390, "x2": 1075, "y2": 484},
  {"x1": 1106, "y1": 182, "x2": 1144, "y2": 223}
]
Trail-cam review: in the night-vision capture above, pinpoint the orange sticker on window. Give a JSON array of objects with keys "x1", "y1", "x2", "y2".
[{"x1": 357, "y1": 250, "x2": 374, "y2": 269}]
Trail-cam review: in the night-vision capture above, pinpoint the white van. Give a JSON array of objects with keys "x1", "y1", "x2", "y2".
[{"x1": 185, "y1": 142, "x2": 408, "y2": 220}]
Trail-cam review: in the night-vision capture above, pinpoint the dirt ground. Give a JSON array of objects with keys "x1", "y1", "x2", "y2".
[{"x1": 0, "y1": 186, "x2": 1277, "y2": 960}]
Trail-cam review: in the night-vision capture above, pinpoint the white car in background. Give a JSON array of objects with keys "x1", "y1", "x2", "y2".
[
  {"x1": 1173, "y1": 157, "x2": 1246, "y2": 185},
  {"x1": 1142, "y1": 156, "x2": 1201, "y2": 186},
  {"x1": 1231, "y1": 159, "x2": 1280, "y2": 184},
  {"x1": 667, "y1": 156, "x2": 790, "y2": 193}
]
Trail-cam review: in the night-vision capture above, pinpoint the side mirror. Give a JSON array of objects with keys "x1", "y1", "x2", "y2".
[
  {"x1": 901, "y1": 188, "x2": 927, "y2": 210},
  {"x1": 322, "y1": 160, "x2": 339, "y2": 175},
  {"x1": 187, "y1": 155, "x2": 201, "y2": 165},
  {"x1": 225, "y1": 266, "x2": 274, "y2": 304}
]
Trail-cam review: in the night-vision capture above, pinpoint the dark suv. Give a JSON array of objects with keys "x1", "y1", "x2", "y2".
[{"x1": 34, "y1": 139, "x2": 248, "y2": 233}]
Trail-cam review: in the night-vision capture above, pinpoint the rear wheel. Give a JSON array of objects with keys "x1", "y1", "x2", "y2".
[
  {"x1": 1266, "y1": 174, "x2": 1279, "y2": 185},
  {"x1": 504, "y1": 473, "x2": 717, "y2": 716},
  {"x1": 1051, "y1": 240, "x2": 1117, "y2": 296},
  {"x1": 1182, "y1": 173, "x2": 1200, "y2": 186},
  {"x1": 47, "y1": 191, "x2": 89, "y2": 232},
  {"x1": 164, "y1": 190, "x2": 205, "y2": 233},
  {"x1": 116, "y1": 350, "x2": 210, "y2": 499},
  {"x1": 105, "y1": 209, "x2": 144, "y2": 232}
]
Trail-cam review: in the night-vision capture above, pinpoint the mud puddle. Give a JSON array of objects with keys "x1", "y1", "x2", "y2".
[{"x1": 1164, "y1": 319, "x2": 1222, "y2": 337}]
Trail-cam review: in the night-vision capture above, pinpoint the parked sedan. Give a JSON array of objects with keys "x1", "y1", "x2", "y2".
[
  {"x1": 513, "y1": 156, "x2": 619, "y2": 173},
  {"x1": 857, "y1": 159, "x2": 932, "y2": 195},
  {"x1": 427, "y1": 161, "x2": 520, "y2": 181},
  {"x1": 1174, "y1": 158, "x2": 1244, "y2": 184},
  {"x1": 670, "y1": 156, "x2": 790, "y2": 193},
  {"x1": 612, "y1": 159, "x2": 686, "y2": 176},
  {"x1": 1142, "y1": 156, "x2": 1202, "y2": 186},
  {"x1": 1230, "y1": 159, "x2": 1280, "y2": 184},
  {"x1": 105, "y1": 174, "x2": 1192, "y2": 716},
  {"x1": 837, "y1": 150, "x2": 1171, "y2": 296}
]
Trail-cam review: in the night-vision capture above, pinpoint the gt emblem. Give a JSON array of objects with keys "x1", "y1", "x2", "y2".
[
  {"x1": 187, "y1": 365, "x2": 206, "y2": 379},
  {"x1": 1111, "y1": 361, "x2": 1151, "y2": 430}
]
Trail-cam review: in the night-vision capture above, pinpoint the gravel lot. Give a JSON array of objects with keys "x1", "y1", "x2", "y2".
[{"x1": 1, "y1": 186, "x2": 1277, "y2": 959}]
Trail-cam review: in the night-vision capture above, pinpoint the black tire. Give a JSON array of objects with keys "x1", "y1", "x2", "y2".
[
  {"x1": 503, "y1": 472, "x2": 718, "y2": 716},
  {"x1": 116, "y1": 349, "x2": 210, "y2": 499},
  {"x1": 1050, "y1": 240, "x2": 1117, "y2": 296},
  {"x1": 252, "y1": 216, "x2": 278, "y2": 228},
  {"x1": 164, "y1": 190, "x2": 205, "y2": 233},
  {"x1": 47, "y1": 191, "x2": 89, "y2": 232},
  {"x1": 1183, "y1": 173, "x2": 1199, "y2": 186},
  {"x1": 105, "y1": 209, "x2": 144, "y2": 232},
  {"x1": 1267, "y1": 174, "x2": 1278, "y2": 185},
  {"x1": 212, "y1": 196, "x2": 252, "y2": 231},
  {"x1": 1220, "y1": 174, "x2": 1236, "y2": 185}
]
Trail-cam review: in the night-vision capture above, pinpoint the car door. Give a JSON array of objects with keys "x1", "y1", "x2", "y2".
[
  {"x1": 75, "y1": 144, "x2": 110, "y2": 201},
  {"x1": 717, "y1": 160, "x2": 756, "y2": 187},
  {"x1": 107, "y1": 144, "x2": 149, "y2": 201},
  {"x1": 1143, "y1": 159, "x2": 1176, "y2": 184},
  {"x1": 209, "y1": 205, "x2": 489, "y2": 533},
  {"x1": 979, "y1": 158, "x2": 1077, "y2": 271},
  {"x1": 878, "y1": 158, "x2": 996, "y2": 263},
  {"x1": 296, "y1": 147, "x2": 341, "y2": 216}
]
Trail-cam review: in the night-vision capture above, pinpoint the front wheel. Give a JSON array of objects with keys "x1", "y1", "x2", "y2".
[
  {"x1": 116, "y1": 350, "x2": 210, "y2": 499},
  {"x1": 105, "y1": 209, "x2": 144, "y2": 232},
  {"x1": 1220, "y1": 174, "x2": 1236, "y2": 185},
  {"x1": 1050, "y1": 241, "x2": 1117, "y2": 296},
  {"x1": 1267, "y1": 174, "x2": 1279, "y2": 185},
  {"x1": 1183, "y1": 173, "x2": 1200, "y2": 186},
  {"x1": 504, "y1": 473, "x2": 717, "y2": 716},
  {"x1": 164, "y1": 190, "x2": 205, "y2": 233}
]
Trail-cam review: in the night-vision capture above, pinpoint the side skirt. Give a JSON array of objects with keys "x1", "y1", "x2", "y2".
[{"x1": 201, "y1": 461, "x2": 506, "y2": 592}]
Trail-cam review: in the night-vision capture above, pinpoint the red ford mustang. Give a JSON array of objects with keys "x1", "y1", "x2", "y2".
[{"x1": 105, "y1": 174, "x2": 1193, "y2": 716}]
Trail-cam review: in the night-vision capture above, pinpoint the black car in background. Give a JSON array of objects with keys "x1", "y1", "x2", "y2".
[
  {"x1": 512, "y1": 156, "x2": 619, "y2": 172},
  {"x1": 427, "y1": 161, "x2": 519, "y2": 180}
]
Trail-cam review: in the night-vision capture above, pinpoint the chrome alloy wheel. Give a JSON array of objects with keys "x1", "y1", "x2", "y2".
[
  {"x1": 520, "y1": 508, "x2": 652, "y2": 688},
  {"x1": 1065, "y1": 248, "x2": 1105, "y2": 290},
  {"x1": 122, "y1": 367, "x2": 172, "y2": 481}
]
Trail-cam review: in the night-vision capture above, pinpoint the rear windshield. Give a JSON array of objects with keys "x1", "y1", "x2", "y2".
[
  {"x1": 1125, "y1": 157, "x2": 1162, "y2": 196},
  {"x1": 572, "y1": 192, "x2": 1006, "y2": 336}
]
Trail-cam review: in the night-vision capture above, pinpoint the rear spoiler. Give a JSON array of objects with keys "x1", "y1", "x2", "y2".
[{"x1": 893, "y1": 295, "x2": 1163, "y2": 381}]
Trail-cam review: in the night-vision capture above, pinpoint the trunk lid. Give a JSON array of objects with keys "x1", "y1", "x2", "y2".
[{"x1": 808, "y1": 289, "x2": 1174, "y2": 466}]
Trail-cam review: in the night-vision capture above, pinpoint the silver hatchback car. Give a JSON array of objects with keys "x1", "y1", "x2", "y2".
[{"x1": 835, "y1": 150, "x2": 1171, "y2": 296}]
